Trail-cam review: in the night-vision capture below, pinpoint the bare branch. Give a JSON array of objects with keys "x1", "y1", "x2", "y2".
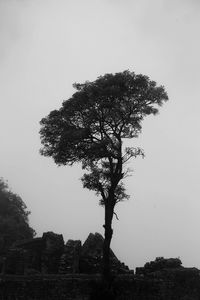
[{"x1": 114, "y1": 211, "x2": 119, "y2": 220}]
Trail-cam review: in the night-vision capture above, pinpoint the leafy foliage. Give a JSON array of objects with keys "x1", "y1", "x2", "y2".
[
  {"x1": 0, "y1": 178, "x2": 35, "y2": 254},
  {"x1": 40, "y1": 70, "x2": 168, "y2": 205}
]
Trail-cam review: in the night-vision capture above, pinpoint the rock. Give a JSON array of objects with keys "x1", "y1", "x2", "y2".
[
  {"x1": 80, "y1": 232, "x2": 130, "y2": 274},
  {"x1": 12, "y1": 237, "x2": 44, "y2": 274},
  {"x1": 0, "y1": 237, "x2": 5, "y2": 255},
  {"x1": 80, "y1": 232, "x2": 103, "y2": 274},
  {"x1": 81, "y1": 233, "x2": 104, "y2": 258},
  {"x1": 136, "y1": 257, "x2": 183, "y2": 277},
  {"x1": 5, "y1": 248, "x2": 25, "y2": 274},
  {"x1": 42, "y1": 232, "x2": 64, "y2": 254},
  {"x1": 41, "y1": 232, "x2": 64, "y2": 274},
  {"x1": 3, "y1": 232, "x2": 64, "y2": 275},
  {"x1": 2, "y1": 231, "x2": 130, "y2": 275},
  {"x1": 59, "y1": 240, "x2": 81, "y2": 274}
]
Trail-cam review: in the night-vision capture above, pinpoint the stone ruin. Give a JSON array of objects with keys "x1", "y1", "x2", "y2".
[
  {"x1": 135, "y1": 256, "x2": 183, "y2": 276},
  {"x1": 2, "y1": 245, "x2": 200, "y2": 299},
  {"x1": 0, "y1": 232, "x2": 130, "y2": 275}
]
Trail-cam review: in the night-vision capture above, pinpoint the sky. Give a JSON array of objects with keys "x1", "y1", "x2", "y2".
[{"x1": 0, "y1": 0, "x2": 200, "y2": 270}]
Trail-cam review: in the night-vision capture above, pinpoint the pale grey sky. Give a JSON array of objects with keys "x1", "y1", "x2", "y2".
[{"x1": 0, "y1": 0, "x2": 200, "y2": 270}]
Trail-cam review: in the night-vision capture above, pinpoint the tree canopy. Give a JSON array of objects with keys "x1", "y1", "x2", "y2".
[
  {"x1": 0, "y1": 178, "x2": 35, "y2": 254},
  {"x1": 40, "y1": 70, "x2": 168, "y2": 205}
]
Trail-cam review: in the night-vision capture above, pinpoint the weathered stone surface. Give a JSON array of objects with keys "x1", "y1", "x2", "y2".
[
  {"x1": 0, "y1": 256, "x2": 6, "y2": 274},
  {"x1": 1, "y1": 250, "x2": 200, "y2": 299},
  {"x1": 136, "y1": 257, "x2": 183, "y2": 276},
  {"x1": 42, "y1": 232, "x2": 64, "y2": 254},
  {"x1": 1, "y1": 271, "x2": 200, "y2": 300},
  {"x1": 80, "y1": 233, "x2": 103, "y2": 274},
  {"x1": 41, "y1": 232, "x2": 64, "y2": 274},
  {"x1": 4, "y1": 249, "x2": 25, "y2": 274},
  {"x1": 81, "y1": 233, "x2": 104, "y2": 258},
  {"x1": 80, "y1": 232, "x2": 130, "y2": 274},
  {"x1": 2, "y1": 231, "x2": 129, "y2": 275},
  {"x1": 13, "y1": 237, "x2": 44, "y2": 274},
  {"x1": 59, "y1": 240, "x2": 81, "y2": 274},
  {"x1": 0, "y1": 236, "x2": 5, "y2": 255},
  {"x1": 2, "y1": 232, "x2": 64, "y2": 275}
]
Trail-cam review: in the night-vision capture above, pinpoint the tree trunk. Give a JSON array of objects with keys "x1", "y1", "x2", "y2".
[{"x1": 103, "y1": 203, "x2": 114, "y2": 282}]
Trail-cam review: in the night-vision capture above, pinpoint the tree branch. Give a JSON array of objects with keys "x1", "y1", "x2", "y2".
[{"x1": 114, "y1": 211, "x2": 119, "y2": 220}]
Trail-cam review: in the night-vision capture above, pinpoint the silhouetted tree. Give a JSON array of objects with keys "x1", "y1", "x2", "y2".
[
  {"x1": 0, "y1": 178, "x2": 35, "y2": 254},
  {"x1": 39, "y1": 70, "x2": 168, "y2": 281}
]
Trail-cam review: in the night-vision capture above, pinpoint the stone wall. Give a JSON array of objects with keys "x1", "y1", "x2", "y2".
[
  {"x1": 1, "y1": 234, "x2": 200, "y2": 299},
  {"x1": 1, "y1": 232, "x2": 130, "y2": 275},
  {"x1": 59, "y1": 240, "x2": 81, "y2": 274},
  {"x1": 0, "y1": 272, "x2": 200, "y2": 300}
]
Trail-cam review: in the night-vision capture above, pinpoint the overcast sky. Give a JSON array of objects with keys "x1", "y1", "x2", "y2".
[{"x1": 0, "y1": 0, "x2": 200, "y2": 270}]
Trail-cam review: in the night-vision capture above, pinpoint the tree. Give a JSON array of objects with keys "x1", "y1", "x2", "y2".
[
  {"x1": 0, "y1": 178, "x2": 35, "y2": 254},
  {"x1": 39, "y1": 70, "x2": 168, "y2": 280}
]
